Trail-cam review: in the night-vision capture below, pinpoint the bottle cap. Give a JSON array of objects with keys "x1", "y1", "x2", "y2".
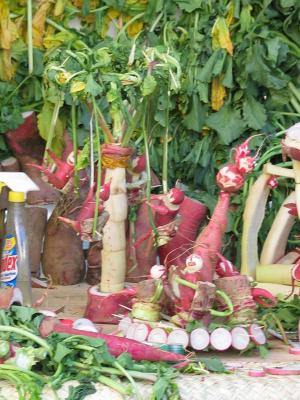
[{"x1": 8, "y1": 191, "x2": 25, "y2": 203}]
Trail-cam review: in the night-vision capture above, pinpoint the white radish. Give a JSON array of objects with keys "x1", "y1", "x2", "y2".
[
  {"x1": 118, "y1": 316, "x2": 132, "y2": 335},
  {"x1": 167, "y1": 329, "x2": 189, "y2": 349},
  {"x1": 126, "y1": 323, "x2": 139, "y2": 340},
  {"x1": 249, "y1": 324, "x2": 266, "y2": 345},
  {"x1": 147, "y1": 328, "x2": 168, "y2": 344},
  {"x1": 190, "y1": 328, "x2": 210, "y2": 351},
  {"x1": 133, "y1": 323, "x2": 151, "y2": 342},
  {"x1": 231, "y1": 326, "x2": 250, "y2": 351},
  {"x1": 150, "y1": 264, "x2": 166, "y2": 279},
  {"x1": 210, "y1": 328, "x2": 232, "y2": 351}
]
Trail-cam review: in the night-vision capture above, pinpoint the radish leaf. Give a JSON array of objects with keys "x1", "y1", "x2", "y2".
[{"x1": 243, "y1": 96, "x2": 267, "y2": 130}]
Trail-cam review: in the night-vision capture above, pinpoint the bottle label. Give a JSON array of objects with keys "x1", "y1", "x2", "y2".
[{"x1": 0, "y1": 234, "x2": 18, "y2": 287}]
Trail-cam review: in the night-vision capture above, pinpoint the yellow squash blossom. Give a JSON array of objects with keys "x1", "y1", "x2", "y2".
[
  {"x1": 211, "y1": 76, "x2": 226, "y2": 111},
  {"x1": 70, "y1": 81, "x2": 86, "y2": 94},
  {"x1": 212, "y1": 16, "x2": 233, "y2": 56}
]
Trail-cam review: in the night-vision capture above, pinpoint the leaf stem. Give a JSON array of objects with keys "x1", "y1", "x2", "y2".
[
  {"x1": 92, "y1": 96, "x2": 102, "y2": 239},
  {"x1": 43, "y1": 99, "x2": 62, "y2": 164},
  {"x1": 27, "y1": 0, "x2": 33, "y2": 75},
  {"x1": 116, "y1": 12, "x2": 146, "y2": 41},
  {"x1": 71, "y1": 101, "x2": 79, "y2": 192}
]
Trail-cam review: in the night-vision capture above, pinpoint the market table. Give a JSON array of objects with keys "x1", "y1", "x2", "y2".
[{"x1": 0, "y1": 283, "x2": 299, "y2": 400}]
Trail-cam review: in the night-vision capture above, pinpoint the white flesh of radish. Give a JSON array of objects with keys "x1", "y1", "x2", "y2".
[
  {"x1": 249, "y1": 324, "x2": 266, "y2": 345},
  {"x1": 126, "y1": 323, "x2": 138, "y2": 340},
  {"x1": 190, "y1": 328, "x2": 210, "y2": 351},
  {"x1": 167, "y1": 329, "x2": 189, "y2": 348},
  {"x1": 210, "y1": 328, "x2": 232, "y2": 351},
  {"x1": 133, "y1": 323, "x2": 150, "y2": 342},
  {"x1": 231, "y1": 327, "x2": 250, "y2": 351},
  {"x1": 147, "y1": 328, "x2": 167, "y2": 344},
  {"x1": 118, "y1": 317, "x2": 132, "y2": 335}
]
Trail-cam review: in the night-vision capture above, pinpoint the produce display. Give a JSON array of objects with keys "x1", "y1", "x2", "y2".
[{"x1": 0, "y1": 1, "x2": 300, "y2": 398}]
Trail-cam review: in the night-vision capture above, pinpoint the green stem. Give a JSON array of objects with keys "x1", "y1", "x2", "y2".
[
  {"x1": 289, "y1": 82, "x2": 300, "y2": 103},
  {"x1": 71, "y1": 101, "x2": 79, "y2": 192},
  {"x1": 149, "y1": 12, "x2": 164, "y2": 32},
  {"x1": 0, "y1": 310, "x2": 10, "y2": 325},
  {"x1": 45, "y1": 17, "x2": 68, "y2": 32},
  {"x1": 116, "y1": 12, "x2": 146, "y2": 41},
  {"x1": 113, "y1": 361, "x2": 141, "y2": 400},
  {"x1": 92, "y1": 96, "x2": 102, "y2": 239},
  {"x1": 6, "y1": 75, "x2": 31, "y2": 103},
  {"x1": 290, "y1": 96, "x2": 300, "y2": 114},
  {"x1": 121, "y1": 103, "x2": 144, "y2": 147},
  {"x1": 98, "y1": 375, "x2": 130, "y2": 396},
  {"x1": 0, "y1": 364, "x2": 48, "y2": 383},
  {"x1": 162, "y1": 84, "x2": 170, "y2": 194},
  {"x1": 43, "y1": 100, "x2": 62, "y2": 164},
  {"x1": 0, "y1": 326, "x2": 52, "y2": 355},
  {"x1": 27, "y1": 0, "x2": 33, "y2": 75},
  {"x1": 90, "y1": 5, "x2": 109, "y2": 13},
  {"x1": 174, "y1": 275, "x2": 197, "y2": 290}
]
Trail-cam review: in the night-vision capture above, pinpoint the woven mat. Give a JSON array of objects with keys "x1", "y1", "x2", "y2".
[{"x1": 1, "y1": 362, "x2": 300, "y2": 400}]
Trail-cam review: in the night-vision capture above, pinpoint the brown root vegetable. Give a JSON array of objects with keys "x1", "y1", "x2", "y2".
[
  {"x1": 42, "y1": 190, "x2": 85, "y2": 285},
  {"x1": 25, "y1": 207, "x2": 48, "y2": 277}
]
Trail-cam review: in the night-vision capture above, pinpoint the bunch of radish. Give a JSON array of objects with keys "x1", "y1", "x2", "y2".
[{"x1": 118, "y1": 317, "x2": 267, "y2": 352}]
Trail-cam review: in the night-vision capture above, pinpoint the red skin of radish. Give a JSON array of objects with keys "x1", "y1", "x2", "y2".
[
  {"x1": 159, "y1": 197, "x2": 207, "y2": 267},
  {"x1": 248, "y1": 324, "x2": 266, "y2": 346},
  {"x1": 215, "y1": 253, "x2": 240, "y2": 278},
  {"x1": 251, "y1": 288, "x2": 277, "y2": 308},
  {"x1": 53, "y1": 324, "x2": 185, "y2": 362}
]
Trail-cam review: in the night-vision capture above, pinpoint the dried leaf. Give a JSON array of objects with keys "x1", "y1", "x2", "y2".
[
  {"x1": 0, "y1": 3, "x2": 19, "y2": 50},
  {"x1": 212, "y1": 17, "x2": 233, "y2": 56},
  {"x1": 32, "y1": 0, "x2": 53, "y2": 48},
  {"x1": 0, "y1": 50, "x2": 15, "y2": 81},
  {"x1": 211, "y1": 77, "x2": 226, "y2": 111}
]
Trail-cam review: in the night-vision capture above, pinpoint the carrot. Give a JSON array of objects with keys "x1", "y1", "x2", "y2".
[{"x1": 52, "y1": 324, "x2": 185, "y2": 362}]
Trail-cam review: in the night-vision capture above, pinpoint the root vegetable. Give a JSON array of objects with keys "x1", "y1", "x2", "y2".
[
  {"x1": 133, "y1": 323, "x2": 151, "y2": 342},
  {"x1": 131, "y1": 302, "x2": 161, "y2": 322},
  {"x1": 167, "y1": 329, "x2": 189, "y2": 348},
  {"x1": 189, "y1": 328, "x2": 210, "y2": 351},
  {"x1": 251, "y1": 288, "x2": 277, "y2": 308},
  {"x1": 249, "y1": 324, "x2": 266, "y2": 346},
  {"x1": 150, "y1": 264, "x2": 166, "y2": 280},
  {"x1": 231, "y1": 327, "x2": 250, "y2": 351},
  {"x1": 53, "y1": 324, "x2": 185, "y2": 361},
  {"x1": 118, "y1": 317, "x2": 132, "y2": 335},
  {"x1": 210, "y1": 328, "x2": 232, "y2": 351},
  {"x1": 147, "y1": 328, "x2": 168, "y2": 344},
  {"x1": 126, "y1": 323, "x2": 138, "y2": 340}
]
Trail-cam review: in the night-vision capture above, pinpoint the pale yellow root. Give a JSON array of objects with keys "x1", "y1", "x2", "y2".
[
  {"x1": 101, "y1": 167, "x2": 127, "y2": 293},
  {"x1": 256, "y1": 264, "x2": 300, "y2": 286}
]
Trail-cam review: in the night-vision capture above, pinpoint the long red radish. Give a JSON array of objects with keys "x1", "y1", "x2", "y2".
[
  {"x1": 118, "y1": 316, "x2": 132, "y2": 335},
  {"x1": 210, "y1": 328, "x2": 232, "y2": 351},
  {"x1": 249, "y1": 324, "x2": 266, "y2": 345},
  {"x1": 53, "y1": 324, "x2": 185, "y2": 362},
  {"x1": 133, "y1": 323, "x2": 151, "y2": 342},
  {"x1": 190, "y1": 328, "x2": 210, "y2": 351},
  {"x1": 231, "y1": 326, "x2": 250, "y2": 351},
  {"x1": 147, "y1": 328, "x2": 168, "y2": 344},
  {"x1": 167, "y1": 329, "x2": 189, "y2": 348}
]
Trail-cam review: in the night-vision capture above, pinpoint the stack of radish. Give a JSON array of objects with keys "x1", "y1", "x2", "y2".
[{"x1": 118, "y1": 317, "x2": 267, "y2": 351}]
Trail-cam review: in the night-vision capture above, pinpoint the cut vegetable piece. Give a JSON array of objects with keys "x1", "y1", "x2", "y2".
[
  {"x1": 249, "y1": 324, "x2": 266, "y2": 345},
  {"x1": 118, "y1": 317, "x2": 132, "y2": 335},
  {"x1": 126, "y1": 323, "x2": 138, "y2": 340},
  {"x1": 190, "y1": 328, "x2": 210, "y2": 351},
  {"x1": 264, "y1": 365, "x2": 300, "y2": 376},
  {"x1": 248, "y1": 370, "x2": 266, "y2": 377},
  {"x1": 167, "y1": 329, "x2": 189, "y2": 348},
  {"x1": 72, "y1": 318, "x2": 98, "y2": 333},
  {"x1": 133, "y1": 323, "x2": 150, "y2": 342},
  {"x1": 210, "y1": 328, "x2": 232, "y2": 351},
  {"x1": 147, "y1": 328, "x2": 168, "y2": 344},
  {"x1": 231, "y1": 326, "x2": 250, "y2": 351}
]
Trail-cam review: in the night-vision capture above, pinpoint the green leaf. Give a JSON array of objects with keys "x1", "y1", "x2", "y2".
[
  {"x1": 206, "y1": 105, "x2": 245, "y2": 145},
  {"x1": 175, "y1": 0, "x2": 202, "y2": 12},
  {"x1": 183, "y1": 94, "x2": 206, "y2": 132},
  {"x1": 280, "y1": 0, "x2": 295, "y2": 7},
  {"x1": 222, "y1": 56, "x2": 233, "y2": 88},
  {"x1": 10, "y1": 306, "x2": 38, "y2": 323},
  {"x1": 242, "y1": 96, "x2": 267, "y2": 130},
  {"x1": 85, "y1": 74, "x2": 102, "y2": 96},
  {"x1": 198, "y1": 357, "x2": 227, "y2": 373},
  {"x1": 266, "y1": 38, "x2": 281, "y2": 64},
  {"x1": 198, "y1": 51, "x2": 220, "y2": 83},
  {"x1": 212, "y1": 50, "x2": 227, "y2": 77},
  {"x1": 66, "y1": 383, "x2": 96, "y2": 400},
  {"x1": 142, "y1": 75, "x2": 157, "y2": 96},
  {"x1": 54, "y1": 343, "x2": 73, "y2": 363}
]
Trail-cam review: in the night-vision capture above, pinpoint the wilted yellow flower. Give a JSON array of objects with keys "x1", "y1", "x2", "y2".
[
  {"x1": 211, "y1": 76, "x2": 226, "y2": 111},
  {"x1": 108, "y1": 8, "x2": 120, "y2": 19},
  {"x1": 70, "y1": 81, "x2": 86, "y2": 93},
  {"x1": 212, "y1": 17, "x2": 233, "y2": 56},
  {"x1": 127, "y1": 20, "x2": 143, "y2": 37},
  {"x1": 55, "y1": 71, "x2": 72, "y2": 85}
]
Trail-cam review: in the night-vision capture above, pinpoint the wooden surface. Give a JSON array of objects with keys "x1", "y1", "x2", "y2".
[{"x1": 32, "y1": 283, "x2": 300, "y2": 364}]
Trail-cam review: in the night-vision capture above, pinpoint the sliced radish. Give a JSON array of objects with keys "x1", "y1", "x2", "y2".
[
  {"x1": 231, "y1": 327, "x2": 250, "y2": 351},
  {"x1": 118, "y1": 317, "x2": 132, "y2": 335},
  {"x1": 190, "y1": 328, "x2": 210, "y2": 351},
  {"x1": 289, "y1": 347, "x2": 300, "y2": 355},
  {"x1": 264, "y1": 365, "x2": 300, "y2": 376},
  {"x1": 133, "y1": 323, "x2": 150, "y2": 342},
  {"x1": 249, "y1": 324, "x2": 266, "y2": 345},
  {"x1": 147, "y1": 328, "x2": 168, "y2": 344},
  {"x1": 210, "y1": 328, "x2": 232, "y2": 351},
  {"x1": 126, "y1": 323, "x2": 138, "y2": 340},
  {"x1": 167, "y1": 329, "x2": 189, "y2": 349},
  {"x1": 248, "y1": 370, "x2": 266, "y2": 377}
]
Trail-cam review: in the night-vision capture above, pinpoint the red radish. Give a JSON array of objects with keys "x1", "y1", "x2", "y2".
[
  {"x1": 289, "y1": 347, "x2": 300, "y2": 355},
  {"x1": 231, "y1": 327, "x2": 250, "y2": 351},
  {"x1": 263, "y1": 365, "x2": 300, "y2": 376},
  {"x1": 131, "y1": 154, "x2": 146, "y2": 174},
  {"x1": 248, "y1": 370, "x2": 266, "y2": 377},
  {"x1": 147, "y1": 328, "x2": 168, "y2": 344},
  {"x1": 210, "y1": 328, "x2": 232, "y2": 351},
  {"x1": 159, "y1": 196, "x2": 207, "y2": 267},
  {"x1": 215, "y1": 253, "x2": 240, "y2": 278},
  {"x1": 167, "y1": 329, "x2": 189, "y2": 348},
  {"x1": 190, "y1": 328, "x2": 210, "y2": 351},
  {"x1": 292, "y1": 263, "x2": 300, "y2": 281},
  {"x1": 267, "y1": 175, "x2": 278, "y2": 189},
  {"x1": 133, "y1": 323, "x2": 151, "y2": 342},
  {"x1": 216, "y1": 165, "x2": 245, "y2": 193},
  {"x1": 118, "y1": 316, "x2": 132, "y2": 335},
  {"x1": 150, "y1": 264, "x2": 167, "y2": 279},
  {"x1": 249, "y1": 324, "x2": 266, "y2": 345},
  {"x1": 126, "y1": 323, "x2": 138, "y2": 340},
  {"x1": 251, "y1": 288, "x2": 277, "y2": 308},
  {"x1": 53, "y1": 324, "x2": 185, "y2": 362}
]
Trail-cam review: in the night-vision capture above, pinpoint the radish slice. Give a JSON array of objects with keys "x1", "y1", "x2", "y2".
[
  {"x1": 231, "y1": 327, "x2": 250, "y2": 351},
  {"x1": 289, "y1": 347, "x2": 300, "y2": 355},
  {"x1": 134, "y1": 323, "x2": 150, "y2": 342},
  {"x1": 126, "y1": 323, "x2": 138, "y2": 340},
  {"x1": 264, "y1": 365, "x2": 300, "y2": 376},
  {"x1": 167, "y1": 329, "x2": 189, "y2": 349},
  {"x1": 148, "y1": 328, "x2": 168, "y2": 344},
  {"x1": 248, "y1": 370, "x2": 266, "y2": 377},
  {"x1": 190, "y1": 328, "x2": 210, "y2": 351},
  {"x1": 118, "y1": 317, "x2": 132, "y2": 335},
  {"x1": 210, "y1": 328, "x2": 232, "y2": 351},
  {"x1": 249, "y1": 324, "x2": 266, "y2": 345}
]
